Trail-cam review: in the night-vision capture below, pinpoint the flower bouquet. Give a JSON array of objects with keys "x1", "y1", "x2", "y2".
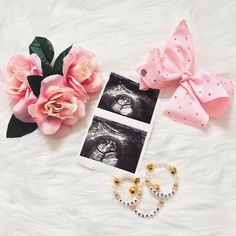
[{"x1": 2, "y1": 37, "x2": 103, "y2": 137}]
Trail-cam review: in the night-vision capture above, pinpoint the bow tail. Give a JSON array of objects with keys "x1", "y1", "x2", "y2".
[
  {"x1": 190, "y1": 74, "x2": 234, "y2": 117},
  {"x1": 164, "y1": 86, "x2": 209, "y2": 128},
  {"x1": 202, "y1": 76, "x2": 234, "y2": 117}
]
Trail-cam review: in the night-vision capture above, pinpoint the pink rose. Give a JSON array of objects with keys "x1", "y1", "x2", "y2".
[
  {"x1": 3, "y1": 54, "x2": 42, "y2": 122},
  {"x1": 28, "y1": 75, "x2": 85, "y2": 136},
  {"x1": 63, "y1": 45, "x2": 104, "y2": 99}
]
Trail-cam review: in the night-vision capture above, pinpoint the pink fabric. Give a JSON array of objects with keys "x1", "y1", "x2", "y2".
[{"x1": 137, "y1": 20, "x2": 234, "y2": 128}]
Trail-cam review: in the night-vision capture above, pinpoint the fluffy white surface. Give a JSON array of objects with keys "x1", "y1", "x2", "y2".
[{"x1": 0, "y1": 0, "x2": 236, "y2": 235}]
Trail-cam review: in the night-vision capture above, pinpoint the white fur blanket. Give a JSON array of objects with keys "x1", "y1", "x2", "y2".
[{"x1": 0, "y1": 0, "x2": 236, "y2": 235}]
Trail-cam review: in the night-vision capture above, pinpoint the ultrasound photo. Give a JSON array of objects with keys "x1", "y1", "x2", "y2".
[
  {"x1": 80, "y1": 116, "x2": 147, "y2": 173},
  {"x1": 98, "y1": 73, "x2": 159, "y2": 123}
]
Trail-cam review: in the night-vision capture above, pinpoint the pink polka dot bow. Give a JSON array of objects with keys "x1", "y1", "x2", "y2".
[{"x1": 136, "y1": 20, "x2": 234, "y2": 128}]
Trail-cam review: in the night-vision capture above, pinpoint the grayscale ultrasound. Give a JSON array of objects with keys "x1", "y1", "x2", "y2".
[
  {"x1": 98, "y1": 73, "x2": 159, "y2": 123},
  {"x1": 80, "y1": 116, "x2": 146, "y2": 173}
]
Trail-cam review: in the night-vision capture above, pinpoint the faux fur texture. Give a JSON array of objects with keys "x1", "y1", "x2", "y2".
[{"x1": 0, "y1": 0, "x2": 236, "y2": 235}]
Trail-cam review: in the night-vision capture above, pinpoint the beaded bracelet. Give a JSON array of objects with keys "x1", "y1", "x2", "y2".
[
  {"x1": 112, "y1": 163, "x2": 179, "y2": 219},
  {"x1": 112, "y1": 176, "x2": 143, "y2": 210},
  {"x1": 133, "y1": 198, "x2": 164, "y2": 219},
  {"x1": 145, "y1": 163, "x2": 179, "y2": 199}
]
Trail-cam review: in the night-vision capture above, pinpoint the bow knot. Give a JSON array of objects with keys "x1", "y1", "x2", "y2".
[
  {"x1": 137, "y1": 20, "x2": 234, "y2": 128},
  {"x1": 180, "y1": 71, "x2": 192, "y2": 84}
]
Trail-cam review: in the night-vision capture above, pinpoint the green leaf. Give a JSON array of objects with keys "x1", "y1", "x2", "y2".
[
  {"x1": 29, "y1": 36, "x2": 54, "y2": 76},
  {"x1": 29, "y1": 36, "x2": 54, "y2": 63},
  {"x1": 53, "y1": 45, "x2": 72, "y2": 75},
  {"x1": 6, "y1": 115, "x2": 38, "y2": 138},
  {"x1": 27, "y1": 75, "x2": 44, "y2": 97}
]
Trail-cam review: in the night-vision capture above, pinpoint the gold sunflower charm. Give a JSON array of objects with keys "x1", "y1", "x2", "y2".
[
  {"x1": 169, "y1": 166, "x2": 177, "y2": 175},
  {"x1": 146, "y1": 163, "x2": 155, "y2": 172}
]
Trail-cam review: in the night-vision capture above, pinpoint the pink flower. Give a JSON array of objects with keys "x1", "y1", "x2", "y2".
[
  {"x1": 28, "y1": 75, "x2": 85, "y2": 136},
  {"x1": 63, "y1": 45, "x2": 104, "y2": 99},
  {"x1": 3, "y1": 54, "x2": 42, "y2": 122}
]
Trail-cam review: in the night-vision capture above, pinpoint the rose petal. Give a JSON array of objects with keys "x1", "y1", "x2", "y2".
[
  {"x1": 83, "y1": 71, "x2": 104, "y2": 93},
  {"x1": 63, "y1": 45, "x2": 102, "y2": 97},
  {"x1": 37, "y1": 117, "x2": 62, "y2": 135},
  {"x1": 12, "y1": 90, "x2": 37, "y2": 122},
  {"x1": 40, "y1": 75, "x2": 64, "y2": 96},
  {"x1": 28, "y1": 100, "x2": 48, "y2": 122},
  {"x1": 7, "y1": 54, "x2": 42, "y2": 76},
  {"x1": 63, "y1": 117, "x2": 78, "y2": 125},
  {"x1": 67, "y1": 76, "x2": 88, "y2": 99},
  {"x1": 29, "y1": 54, "x2": 43, "y2": 75},
  {"x1": 76, "y1": 100, "x2": 86, "y2": 118},
  {"x1": 50, "y1": 124, "x2": 72, "y2": 138}
]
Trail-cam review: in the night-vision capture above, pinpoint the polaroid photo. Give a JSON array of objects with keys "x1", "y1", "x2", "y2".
[{"x1": 78, "y1": 73, "x2": 160, "y2": 175}]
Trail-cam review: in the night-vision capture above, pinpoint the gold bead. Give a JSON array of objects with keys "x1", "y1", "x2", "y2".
[
  {"x1": 129, "y1": 185, "x2": 138, "y2": 195},
  {"x1": 138, "y1": 191, "x2": 142, "y2": 197},
  {"x1": 113, "y1": 192, "x2": 121, "y2": 200},
  {"x1": 152, "y1": 183, "x2": 160, "y2": 191},
  {"x1": 113, "y1": 177, "x2": 120, "y2": 186},
  {"x1": 159, "y1": 199, "x2": 165, "y2": 208},
  {"x1": 145, "y1": 179, "x2": 151, "y2": 186},
  {"x1": 146, "y1": 163, "x2": 155, "y2": 172},
  {"x1": 169, "y1": 166, "x2": 177, "y2": 175},
  {"x1": 134, "y1": 177, "x2": 140, "y2": 185}
]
